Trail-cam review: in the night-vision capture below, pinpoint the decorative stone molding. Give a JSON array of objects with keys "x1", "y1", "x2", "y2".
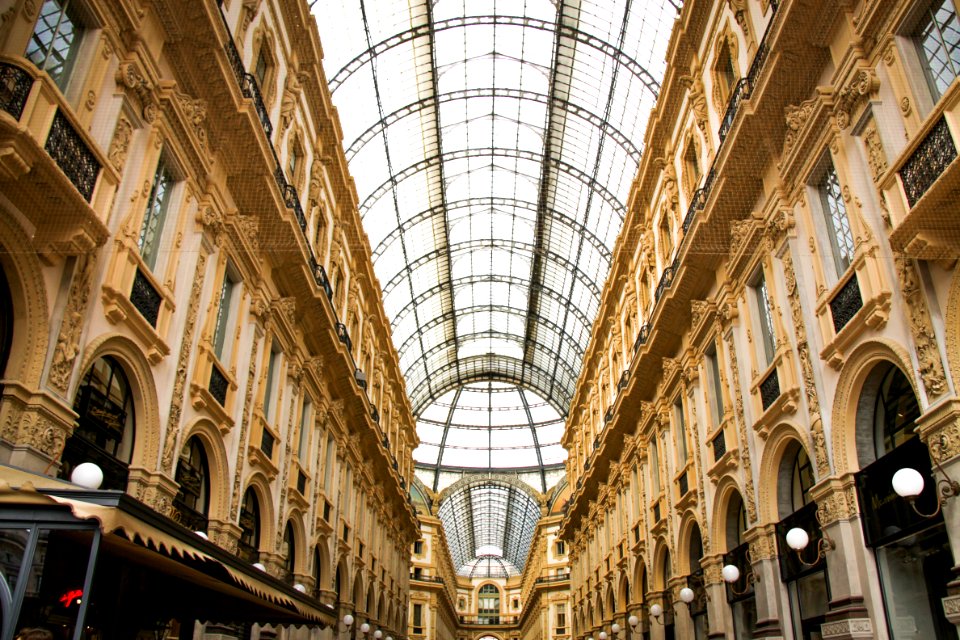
[
  {"x1": 834, "y1": 69, "x2": 879, "y2": 130},
  {"x1": 862, "y1": 118, "x2": 887, "y2": 182},
  {"x1": 161, "y1": 251, "x2": 208, "y2": 473},
  {"x1": 107, "y1": 116, "x2": 134, "y2": 172},
  {"x1": 812, "y1": 477, "x2": 859, "y2": 527},
  {"x1": 116, "y1": 61, "x2": 156, "y2": 122},
  {"x1": 723, "y1": 333, "x2": 758, "y2": 522},
  {"x1": 782, "y1": 97, "x2": 816, "y2": 159},
  {"x1": 48, "y1": 254, "x2": 95, "y2": 394},
  {"x1": 893, "y1": 253, "x2": 946, "y2": 398},
  {"x1": 820, "y1": 618, "x2": 873, "y2": 639}
]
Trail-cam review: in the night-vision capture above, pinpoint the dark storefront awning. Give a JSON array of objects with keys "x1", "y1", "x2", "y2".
[{"x1": 0, "y1": 473, "x2": 335, "y2": 632}]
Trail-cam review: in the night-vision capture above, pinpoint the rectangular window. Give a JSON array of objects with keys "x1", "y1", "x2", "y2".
[
  {"x1": 674, "y1": 399, "x2": 688, "y2": 465},
  {"x1": 262, "y1": 343, "x2": 282, "y2": 423},
  {"x1": 255, "y1": 50, "x2": 268, "y2": 87},
  {"x1": 556, "y1": 605, "x2": 566, "y2": 629},
  {"x1": 915, "y1": 0, "x2": 960, "y2": 101},
  {"x1": 413, "y1": 603, "x2": 423, "y2": 628},
  {"x1": 298, "y1": 397, "x2": 312, "y2": 462},
  {"x1": 288, "y1": 146, "x2": 301, "y2": 184},
  {"x1": 413, "y1": 540, "x2": 423, "y2": 555},
  {"x1": 818, "y1": 161, "x2": 855, "y2": 278},
  {"x1": 649, "y1": 438, "x2": 661, "y2": 494},
  {"x1": 556, "y1": 540, "x2": 566, "y2": 556},
  {"x1": 706, "y1": 344, "x2": 725, "y2": 426},
  {"x1": 138, "y1": 158, "x2": 175, "y2": 271},
  {"x1": 323, "y1": 436, "x2": 335, "y2": 489},
  {"x1": 25, "y1": 0, "x2": 84, "y2": 90},
  {"x1": 212, "y1": 267, "x2": 238, "y2": 362},
  {"x1": 753, "y1": 271, "x2": 777, "y2": 366}
]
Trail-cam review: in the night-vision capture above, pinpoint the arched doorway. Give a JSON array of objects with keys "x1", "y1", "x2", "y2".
[
  {"x1": 774, "y1": 442, "x2": 827, "y2": 639},
  {"x1": 853, "y1": 364, "x2": 953, "y2": 638},
  {"x1": 172, "y1": 436, "x2": 210, "y2": 532},
  {"x1": 60, "y1": 357, "x2": 135, "y2": 490},
  {"x1": 238, "y1": 488, "x2": 261, "y2": 563},
  {"x1": 721, "y1": 491, "x2": 756, "y2": 638}
]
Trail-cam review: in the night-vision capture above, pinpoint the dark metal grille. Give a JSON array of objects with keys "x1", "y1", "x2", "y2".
[
  {"x1": 718, "y1": 78, "x2": 749, "y2": 143},
  {"x1": 655, "y1": 257, "x2": 678, "y2": 302},
  {"x1": 829, "y1": 275, "x2": 863, "y2": 334},
  {"x1": 311, "y1": 258, "x2": 334, "y2": 300},
  {"x1": 45, "y1": 109, "x2": 100, "y2": 201},
  {"x1": 633, "y1": 323, "x2": 650, "y2": 353},
  {"x1": 336, "y1": 323, "x2": 352, "y2": 351},
  {"x1": 283, "y1": 185, "x2": 307, "y2": 232},
  {"x1": 240, "y1": 73, "x2": 272, "y2": 139},
  {"x1": 678, "y1": 470, "x2": 688, "y2": 496},
  {"x1": 224, "y1": 38, "x2": 246, "y2": 86},
  {"x1": 759, "y1": 368, "x2": 780, "y2": 411},
  {"x1": 0, "y1": 62, "x2": 33, "y2": 120},
  {"x1": 208, "y1": 363, "x2": 228, "y2": 406},
  {"x1": 604, "y1": 407, "x2": 613, "y2": 423},
  {"x1": 712, "y1": 430, "x2": 727, "y2": 461},
  {"x1": 900, "y1": 116, "x2": 957, "y2": 207},
  {"x1": 618, "y1": 370, "x2": 630, "y2": 390},
  {"x1": 260, "y1": 428, "x2": 275, "y2": 459},
  {"x1": 130, "y1": 268, "x2": 162, "y2": 328}
]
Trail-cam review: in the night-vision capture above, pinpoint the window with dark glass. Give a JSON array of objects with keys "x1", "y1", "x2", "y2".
[
  {"x1": 752, "y1": 271, "x2": 777, "y2": 367},
  {"x1": 25, "y1": 0, "x2": 84, "y2": 90},
  {"x1": 138, "y1": 157, "x2": 175, "y2": 271},
  {"x1": 298, "y1": 396, "x2": 312, "y2": 462},
  {"x1": 313, "y1": 546, "x2": 323, "y2": 597},
  {"x1": 60, "y1": 356, "x2": 134, "y2": 491},
  {"x1": 478, "y1": 584, "x2": 500, "y2": 624},
  {"x1": 817, "y1": 161, "x2": 855, "y2": 279},
  {"x1": 413, "y1": 603, "x2": 423, "y2": 629},
  {"x1": 706, "y1": 344, "x2": 725, "y2": 426},
  {"x1": 674, "y1": 398, "x2": 688, "y2": 465},
  {"x1": 914, "y1": 0, "x2": 960, "y2": 101},
  {"x1": 173, "y1": 436, "x2": 209, "y2": 532},
  {"x1": 413, "y1": 540, "x2": 424, "y2": 555},
  {"x1": 262, "y1": 342, "x2": 282, "y2": 423},
  {"x1": 874, "y1": 365, "x2": 921, "y2": 457},
  {"x1": 238, "y1": 487, "x2": 260, "y2": 563},
  {"x1": 714, "y1": 43, "x2": 738, "y2": 104},
  {"x1": 255, "y1": 49, "x2": 268, "y2": 87},
  {"x1": 212, "y1": 266, "x2": 239, "y2": 361}
]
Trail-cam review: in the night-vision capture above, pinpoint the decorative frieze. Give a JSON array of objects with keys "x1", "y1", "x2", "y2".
[
  {"x1": 723, "y1": 333, "x2": 758, "y2": 522},
  {"x1": 48, "y1": 254, "x2": 95, "y2": 394},
  {"x1": 894, "y1": 253, "x2": 946, "y2": 398}
]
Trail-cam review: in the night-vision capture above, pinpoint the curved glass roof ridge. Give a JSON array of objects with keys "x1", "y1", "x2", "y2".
[{"x1": 314, "y1": 0, "x2": 680, "y2": 415}]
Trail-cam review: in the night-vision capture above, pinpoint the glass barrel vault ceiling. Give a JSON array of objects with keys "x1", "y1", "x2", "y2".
[{"x1": 314, "y1": 0, "x2": 678, "y2": 571}]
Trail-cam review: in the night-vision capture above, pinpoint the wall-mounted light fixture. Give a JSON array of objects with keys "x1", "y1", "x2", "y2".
[{"x1": 892, "y1": 436, "x2": 959, "y2": 517}]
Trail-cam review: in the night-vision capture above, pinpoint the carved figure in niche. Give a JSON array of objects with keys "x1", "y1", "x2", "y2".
[{"x1": 279, "y1": 70, "x2": 305, "y2": 135}]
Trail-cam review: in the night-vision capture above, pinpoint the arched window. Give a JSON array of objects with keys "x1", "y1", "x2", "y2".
[
  {"x1": 714, "y1": 39, "x2": 739, "y2": 106},
  {"x1": 723, "y1": 491, "x2": 756, "y2": 638},
  {"x1": 173, "y1": 436, "x2": 210, "y2": 532},
  {"x1": 335, "y1": 563, "x2": 343, "y2": 603},
  {"x1": 659, "y1": 213, "x2": 673, "y2": 262},
  {"x1": 238, "y1": 488, "x2": 261, "y2": 563},
  {"x1": 873, "y1": 365, "x2": 920, "y2": 458},
  {"x1": 683, "y1": 138, "x2": 701, "y2": 198},
  {"x1": 687, "y1": 525, "x2": 707, "y2": 638},
  {"x1": 61, "y1": 357, "x2": 135, "y2": 491},
  {"x1": 478, "y1": 584, "x2": 500, "y2": 624},
  {"x1": 313, "y1": 546, "x2": 322, "y2": 598},
  {"x1": 282, "y1": 521, "x2": 296, "y2": 582},
  {"x1": 791, "y1": 447, "x2": 815, "y2": 512}
]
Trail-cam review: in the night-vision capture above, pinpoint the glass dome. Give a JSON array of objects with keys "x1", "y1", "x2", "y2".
[{"x1": 413, "y1": 382, "x2": 567, "y2": 490}]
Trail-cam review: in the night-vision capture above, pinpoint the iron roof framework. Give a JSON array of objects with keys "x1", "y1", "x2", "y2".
[
  {"x1": 436, "y1": 481, "x2": 540, "y2": 575},
  {"x1": 315, "y1": 0, "x2": 678, "y2": 574}
]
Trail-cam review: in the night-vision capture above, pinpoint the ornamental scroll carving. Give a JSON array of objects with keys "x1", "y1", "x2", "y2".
[
  {"x1": 834, "y1": 69, "x2": 879, "y2": 130},
  {"x1": 107, "y1": 116, "x2": 133, "y2": 172},
  {"x1": 230, "y1": 332, "x2": 263, "y2": 520},
  {"x1": 679, "y1": 73, "x2": 710, "y2": 141},
  {"x1": 174, "y1": 90, "x2": 209, "y2": 153},
  {"x1": 782, "y1": 252, "x2": 830, "y2": 477},
  {"x1": 162, "y1": 252, "x2": 209, "y2": 473},
  {"x1": 687, "y1": 395, "x2": 711, "y2": 553},
  {"x1": 49, "y1": 254, "x2": 95, "y2": 394},
  {"x1": 894, "y1": 253, "x2": 946, "y2": 398},
  {"x1": 116, "y1": 61, "x2": 156, "y2": 122},
  {"x1": 782, "y1": 98, "x2": 816, "y2": 159},
  {"x1": 722, "y1": 332, "x2": 758, "y2": 522},
  {"x1": 862, "y1": 119, "x2": 888, "y2": 182},
  {"x1": 815, "y1": 485, "x2": 858, "y2": 526}
]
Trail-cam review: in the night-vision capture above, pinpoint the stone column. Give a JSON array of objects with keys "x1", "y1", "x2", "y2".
[
  {"x1": 667, "y1": 577, "x2": 692, "y2": 639},
  {"x1": 702, "y1": 554, "x2": 730, "y2": 639},
  {"x1": 917, "y1": 399, "x2": 960, "y2": 630},
  {"x1": 745, "y1": 524, "x2": 785, "y2": 639},
  {"x1": 810, "y1": 476, "x2": 876, "y2": 639}
]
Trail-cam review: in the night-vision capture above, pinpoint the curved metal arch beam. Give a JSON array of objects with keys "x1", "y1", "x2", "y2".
[
  {"x1": 371, "y1": 196, "x2": 613, "y2": 262},
  {"x1": 380, "y1": 236, "x2": 605, "y2": 302},
  {"x1": 392, "y1": 289, "x2": 593, "y2": 364},
  {"x1": 519, "y1": 389, "x2": 547, "y2": 492},
  {"x1": 358, "y1": 147, "x2": 626, "y2": 219},
  {"x1": 328, "y1": 15, "x2": 661, "y2": 96},
  {"x1": 399, "y1": 328, "x2": 582, "y2": 392},
  {"x1": 345, "y1": 87, "x2": 641, "y2": 164},
  {"x1": 371, "y1": 196, "x2": 612, "y2": 267},
  {"x1": 407, "y1": 354, "x2": 574, "y2": 416}
]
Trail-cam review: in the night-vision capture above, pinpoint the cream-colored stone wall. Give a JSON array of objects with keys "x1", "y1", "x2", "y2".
[
  {"x1": 562, "y1": 1, "x2": 960, "y2": 639},
  {"x1": 0, "y1": 0, "x2": 419, "y2": 638}
]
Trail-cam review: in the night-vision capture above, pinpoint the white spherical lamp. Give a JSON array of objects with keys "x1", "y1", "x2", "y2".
[
  {"x1": 721, "y1": 564, "x2": 740, "y2": 583},
  {"x1": 785, "y1": 527, "x2": 810, "y2": 551},
  {"x1": 611, "y1": 623, "x2": 621, "y2": 634},
  {"x1": 679, "y1": 587, "x2": 694, "y2": 604},
  {"x1": 892, "y1": 467, "x2": 925, "y2": 498},
  {"x1": 649, "y1": 603, "x2": 663, "y2": 618},
  {"x1": 71, "y1": 462, "x2": 104, "y2": 489},
  {"x1": 387, "y1": 636, "x2": 393, "y2": 640},
  {"x1": 360, "y1": 623, "x2": 370, "y2": 634},
  {"x1": 293, "y1": 583, "x2": 307, "y2": 593},
  {"x1": 627, "y1": 615, "x2": 639, "y2": 628},
  {"x1": 342, "y1": 614, "x2": 355, "y2": 627},
  {"x1": 252, "y1": 562, "x2": 266, "y2": 571},
  {"x1": 587, "y1": 636, "x2": 593, "y2": 640},
  {"x1": 374, "y1": 631, "x2": 383, "y2": 639},
  {"x1": 194, "y1": 530, "x2": 209, "y2": 540},
  {"x1": 599, "y1": 632, "x2": 607, "y2": 640}
]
